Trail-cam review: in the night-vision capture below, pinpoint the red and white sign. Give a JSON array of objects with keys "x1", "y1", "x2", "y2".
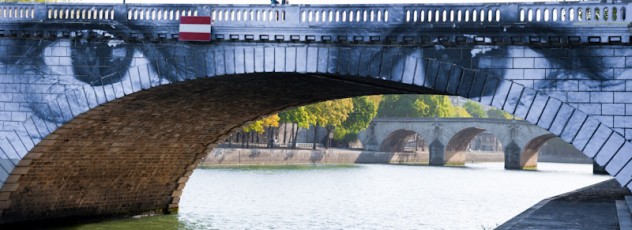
[{"x1": 179, "y1": 16, "x2": 212, "y2": 42}]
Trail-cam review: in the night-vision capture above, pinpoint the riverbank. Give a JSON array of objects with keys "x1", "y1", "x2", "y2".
[
  {"x1": 202, "y1": 148, "x2": 504, "y2": 166},
  {"x1": 497, "y1": 179, "x2": 629, "y2": 229}
]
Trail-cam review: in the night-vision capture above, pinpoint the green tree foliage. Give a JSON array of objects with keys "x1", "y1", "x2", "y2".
[
  {"x1": 377, "y1": 95, "x2": 456, "y2": 118},
  {"x1": 487, "y1": 108, "x2": 513, "y2": 119},
  {"x1": 463, "y1": 101, "x2": 487, "y2": 118},
  {"x1": 304, "y1": 98, "x2": 354, "y2": 129},
  {"x1": 334, "y1": 95, "x2": 382, "y2": 141},
  {"x1": 376, "y1": 95, "x2": 418, "y2": 117},
  {"x1": 279, "y1": 107, "x2": 310, "y2": 129},
  {"x1": 453, "y1": 106, "x2": 472, "y2": 118},
  {"x1": 414, "y1": 95, "x2": 455, "y2": 117}
]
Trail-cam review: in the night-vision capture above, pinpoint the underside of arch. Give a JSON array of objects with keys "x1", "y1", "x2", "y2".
[
  {"x1": 379, "y1": 129, "x2": 424, "y2": 152},
  {"x1": 519, "y1": 134, "x2": 557, "y2": 170},
  {"x1": 444, "y1": 127, "x2": 486, "y2": 166}
]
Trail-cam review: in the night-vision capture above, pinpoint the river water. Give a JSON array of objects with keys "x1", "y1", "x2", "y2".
[{"x1": 64, "y1": 163, "x2": 609, "y2": 230}]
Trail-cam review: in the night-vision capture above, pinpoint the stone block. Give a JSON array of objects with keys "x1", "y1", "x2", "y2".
[
  {"x1": 317, "y1": 47, "x2": 329, "y2": 74},
  {"x1": 525, "y1": 93, "x2": 548, "y2": 124},
  {"x1": 503, "y1": 69, "x2": 523, "y2": 80},
  {"x1": 595, "y1": 133, "x2": 626, "y2": 166},
  {"x1": 348, "y1": 48, "x2": 362, "y2": 76},
  {"x1": 583, "y1": 125, "x2": 613, "y2": 158},
  {"x1": 171, "y1": 190, "x2": 183, "y2": 197},
  {"x1": 603, "y1": 57, "x2": 625, "y2": 68},
  {"x1": 523, "y1": 69, "x2": 545, "y2": 80},
  {"x1": 572, "y1": 117, "x2": 601, "y2": 151},
  {"x1": 327, "y1": 48, "x2": 340, "y2": 74},
  {"x1": 16, "y1": 160, "x2": 30, "y2": 167},
  {"x1": 244, "y1": 48, "x2": 254, "y2": 74},
  {"x1": 285, "y1": 47, "x2": 297, "y2": 73},
  {"x1": 579, "y1": 80, "x2": 602, "y2": 91},
  {"x1": 618, "y1": 162, "x2": 632, "y2": 187},
  {"x1": 491, "y1": 81, "x2": 512, "y2": 109},
  {"x1": 177, "y1": 177, "x2": 189, "y2": 184},
  {"x1": 274, "y1": 47, "x2": 286, "y2": 73},
  {"x1": 592, "y1": 117, "x2": 613, "y2": 129},
  {"x1": 560, "y1": 112, "x2": 588, "y2": 143},
  {"x1": 537, "y1": 99, "x2": 562, "y2": 129},
  {"x1": 534, "y1": 58, "x2": 554, "y2": 68},
  {"x1": 615, "y1": 92, "x2": 632, "y2": 103},
  {"x1": 10, "y1": 167, "x2": 29, "y2": 175},
  {"x1": 549, "y1": 104, "x2": 575, "y2": 135},
  {"x1": 602, "y1": 104, "x2": 626, "y2": 115},
  {"x1": 380, "y1": 49, "x2": 397, "y2": 80},
  {"x1": 514, "y1": 88, "x2": 537, "y2": 119},
  {"x1": 614, "y1": 116, "x2": 632, "y2": 128},
  {"x1": 0, "y1": 183, "x2": 17, "y2": 192},
  {"x1": 401, "y1": 56, "x2": 417, "y2": 84},
  {"x1": 502, "y1": 83, "x2": 524, "y2": 114},
  {"x1": 254, "y1": 47, "x2": 265, "y2": 73},
  {"x1": 567, "y1": 92, "x2": 590, "y2": 103},
  {"x1": 591, "y1": 92, "x2": 614, "y2": 103},
  {"x1": 578, "y1": 104, "x2": 601, "y2": 115},
  {"x1": 602, "y1": 80, "x2": 626, "y2": 91},
  {"x1": 4, "y1": 175, "x2": 19, "y2": 183},
  {"x1": 513, "y1": 58, "x2": 534, "y2": 68},
  {"x1": 369, "y1": 49, "x2": 382, "y2": 77}
]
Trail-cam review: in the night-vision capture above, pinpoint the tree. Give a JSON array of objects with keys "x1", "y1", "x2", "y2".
[
  {"x1": 243, "y1": 114, "x2": 279, "y2": 134},
  {"x1": 453, "y1": 106, "x2": 472, "y2": 118},
  {"x1": 376, "y1": 95, "x2": 419, "y2": 118},
  {"x1": 487, "y1": 108, "x2": 513, "y2": 119},
  {"x1": 414, "y1": 95, "x2": 455, "y2": 118},
  {"x1": 334, "y1": 95, "x2": 382, "y2": 144},
  {"x1": 279, "y1": 106, "x2": 311, "y2": 148},
  {"x1": 377, "y1": 95, "x2": 456, "y2": 118},
  {"x1": 304, "y1": 98, "x2": 354, "y2": 149},
  {"x1": 463, "y1": 101, "x2": 487, "y2": 118}
]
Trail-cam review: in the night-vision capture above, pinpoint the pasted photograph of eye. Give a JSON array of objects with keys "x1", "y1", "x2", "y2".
[{"x1": 0, "y1": 1, "x2": 632, "y2": 230}]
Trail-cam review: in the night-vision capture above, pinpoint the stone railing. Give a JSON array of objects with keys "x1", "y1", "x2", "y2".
[
  {"x1": 0, "y1": 2, "x2": 625, "y2": 26},
  {"x1": 0, "y1": 2, "x2": 628, "y2": 44}
]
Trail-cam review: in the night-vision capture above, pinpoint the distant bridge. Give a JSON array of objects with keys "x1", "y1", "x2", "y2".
[{"x1": 360, "y1": 117, "x2": 554, "y2": 169}]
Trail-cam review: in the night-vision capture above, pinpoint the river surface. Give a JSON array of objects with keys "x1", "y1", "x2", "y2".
[{"x1": 62, "y1": 163, "x2": 609, "y2": 230}]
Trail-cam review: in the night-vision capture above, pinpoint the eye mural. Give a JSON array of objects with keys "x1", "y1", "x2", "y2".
[{"x1": 1, "y1": 2, "x2": 632, "y2": 223}]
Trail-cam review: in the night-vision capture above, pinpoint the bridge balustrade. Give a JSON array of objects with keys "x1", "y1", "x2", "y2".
[
  {"x1": 518, "y1": 4, "x2": 627, "y2": 24},
  {"x1": 300, "y1": 7, "x2": 390, "y2": 24},
  {"x1": 127, "y1": 7, "x2": 198, "y2": 21},
  {"x1": 0, "y1": 6, "x2": 35, "y2": 20},
  {"x1": 405, "y1": 7, "x2": 501, "y2": 24},
  {"x1": 0, "y1": 3, "x2": 626, "y2": 27}
]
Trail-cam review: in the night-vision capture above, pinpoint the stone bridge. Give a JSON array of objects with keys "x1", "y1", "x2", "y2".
[
  {"x1": 360, "y1": 117, "x2": 553, "y2": 169},
  {"x1": 0, "y1": 1, "x2": 631, "y2": 224}
]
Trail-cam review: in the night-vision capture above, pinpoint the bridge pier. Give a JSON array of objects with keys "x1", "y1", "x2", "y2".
[
  {"x1": 504, "y1": 141, "x2": 522, "y2": 170},
  {"x1": 429, "y1": 139, "x2": 445, "y2": 166}
]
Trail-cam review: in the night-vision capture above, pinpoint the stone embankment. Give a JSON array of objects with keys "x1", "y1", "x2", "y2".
[{"x1": 201, "y1": 148, "x2": 504, "y2": 166}]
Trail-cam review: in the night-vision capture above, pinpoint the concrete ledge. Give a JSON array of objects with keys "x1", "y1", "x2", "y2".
[{"x1": 498, "y1": 179, "x2": 629, "y2": 230}]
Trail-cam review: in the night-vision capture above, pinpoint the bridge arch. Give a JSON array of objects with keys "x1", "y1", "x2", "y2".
[
  {"x1": 0, "y1": 41, "x2": 629, "y2": 223},
  {"x1": 379, "y1": 129, "x2": 426, "y2": 153},
  {"x1": 515, "y1": 134, "x2": 558, "y2": 170},
  {"x1": 444, "y1": 127, "x2": 487, "y2": 166}
]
